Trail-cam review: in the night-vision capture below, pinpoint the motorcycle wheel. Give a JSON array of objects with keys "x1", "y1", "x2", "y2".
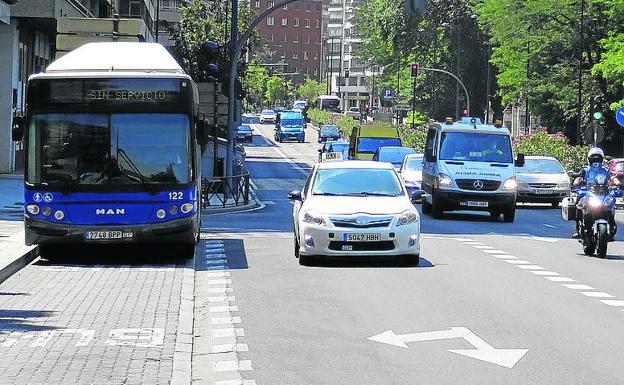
[
  {"x1": 596, "y1": 223, "x2": 608, "y2": 258},
  {"x1": 583, "y1": 231, "x2": 596, "y2": 256}
]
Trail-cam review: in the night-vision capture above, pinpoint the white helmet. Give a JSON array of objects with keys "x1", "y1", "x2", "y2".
[{"x1": 587, "y1": 147, "x2": 604, "y2": 165}]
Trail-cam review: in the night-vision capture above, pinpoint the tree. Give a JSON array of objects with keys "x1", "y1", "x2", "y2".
[
  {"x1": 265, "y1": 76, "x2": 287, "y2": 105},
  {"x1": 244, "y1": 62, "x2": 267, "y2": 109},
  {"x1": 296, "y1": 79, "x2": 324, "y2": 102}
]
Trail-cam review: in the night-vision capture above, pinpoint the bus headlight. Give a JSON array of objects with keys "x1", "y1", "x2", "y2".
[
  {"x1": 42, "y1": 206, "x2": 52, "y2": 216},
  {"x1": 181, "y1": 203, "x2": 194, "y2": 214},
  {"x1": 502, "y1": 177, "x2": 518, "y2": 190},
  {"x1": 27, "y1": 205, "x2": 40, "y2": 215},
  {"x1": 54, "y1": 210, "x2": 65, "y2": 220},
  {"x1": 169, "y1": 205, "x2": 178, "y2": 215},
  {"x1": 156, "y1": 209, "x2": 166, "y2": 219}
]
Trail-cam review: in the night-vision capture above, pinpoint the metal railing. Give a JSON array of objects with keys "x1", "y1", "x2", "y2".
[{"x1": 201, "y1": 173, "x2": 250, "y2": 209}]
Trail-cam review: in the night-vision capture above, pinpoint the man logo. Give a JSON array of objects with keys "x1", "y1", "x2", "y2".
[{"x1": 96, "y1": 208, "x2": 126, "y2": 215}]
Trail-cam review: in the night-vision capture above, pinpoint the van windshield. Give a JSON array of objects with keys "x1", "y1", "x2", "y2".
[
  {"x1": 357, "y1": 137, "x2": 402, "y2": 154},
  {"x1": 439, "y1": 132, "x2": 513, "y2": 163}
]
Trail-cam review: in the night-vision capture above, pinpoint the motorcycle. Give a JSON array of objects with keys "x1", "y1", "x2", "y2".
[{"x1": 562, "y1": 173, "x2": 620, "y2": 258}]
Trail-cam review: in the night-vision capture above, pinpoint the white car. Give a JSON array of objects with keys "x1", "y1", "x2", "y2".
[
  {"x1": 288, "y1": 161, "x2": 423, "y2": 266},
  {"x1": 345, "y1": 106, "x2": 360, "y2": 119},
  {"x1": 259, "y1": 109, "x2": 276, "y2": 124},
  {"x1": 400, "y1": 153, "x2": 424, "y2": 194}
]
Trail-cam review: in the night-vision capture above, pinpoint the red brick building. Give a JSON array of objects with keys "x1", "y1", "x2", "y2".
[{"x1": 254, "y1": 0, "x2": 323, "y2": 85}]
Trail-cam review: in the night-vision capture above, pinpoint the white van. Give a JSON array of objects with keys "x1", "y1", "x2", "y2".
[{"x1": 421, "y1": 117, "x2": 524, "y2": 222}]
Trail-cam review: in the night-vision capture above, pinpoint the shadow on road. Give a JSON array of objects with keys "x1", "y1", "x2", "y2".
[
  {"x1": 301, "y1": 256, "x2": 435, "y2": 269},
  {"x1": 0, "y1": 309, "x2": 58, "y2": 332}
]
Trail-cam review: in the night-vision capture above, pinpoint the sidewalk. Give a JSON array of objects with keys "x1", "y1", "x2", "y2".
[{"x1": 0, "y1": 173, "x2": 37, "y2": 284}]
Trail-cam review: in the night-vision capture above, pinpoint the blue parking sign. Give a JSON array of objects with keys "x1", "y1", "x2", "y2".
[{"x1": 616, "y1": 106, "x2": 624, "y2": 127}]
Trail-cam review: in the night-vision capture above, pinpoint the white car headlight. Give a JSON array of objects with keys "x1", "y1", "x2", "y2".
[
  {"x1": 558, "y1": 180, "x2": 571, "y2": 189},
  {"x1": 397, "y1": 210, "x2": 419, "y2": 226},
  {"x1": 502, "y1": 177, "x2": 518, "y2": 190},
  {"x1": 302, "y1": 211, "x2": 327, "y2": 226},
  {"x1": 438, "y1": 173, "x2": 453, "y2": 187}
]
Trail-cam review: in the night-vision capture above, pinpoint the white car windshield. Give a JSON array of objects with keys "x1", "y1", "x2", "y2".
[
  {"x1": 517, "y1": 159, "x2": 565, "y2": 174},
  {"x1": 311, "y1": 168, "x2": 403, "y2": 196},
  {"x1": 404, "y1": 157, "x2": 424, "y2": 171}
]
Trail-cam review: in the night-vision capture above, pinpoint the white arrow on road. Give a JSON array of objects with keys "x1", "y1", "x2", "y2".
[{"x1": 368, "y1": 327, "x2": 528, "y2": 368}]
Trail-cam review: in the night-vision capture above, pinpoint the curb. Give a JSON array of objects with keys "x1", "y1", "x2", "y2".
[
  {"x1": 0, "y1": 245, "x2": 38, "y2": 285},
  {"x1": 201, "y1": 184, "x2": 265, "y2": 216}
]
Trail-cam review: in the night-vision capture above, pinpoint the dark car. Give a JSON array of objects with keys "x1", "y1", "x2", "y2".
[
  {"x1": 372, "y1": 146, "x2": 417, "y2": 170},
  {"x1": 236, "y1": 124, "x2": 253, "y2": 142},
  {"x1": 318, "y1": 125, "x2": 340, "y2": 143}
]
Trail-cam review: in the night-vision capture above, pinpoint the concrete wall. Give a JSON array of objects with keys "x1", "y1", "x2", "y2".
[{"x1": 0, "y1": 20, "x2": 18, "y2": 173}]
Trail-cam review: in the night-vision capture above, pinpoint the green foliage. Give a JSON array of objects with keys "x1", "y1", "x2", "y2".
[
  {"x1": 307, "y1": 108, "x2": 334, "y2": 125},
  {"x1": 296, "y1": 79, "x2": 325, "y2": 103},
  {"x1": 265, "y1": 76, "x2": 287, "y2": 104},
  {"x1": 512, "y1": 131, "x2": 590, "y2": 171},
  {"x1": 400, "y1": 126, "x2": 427, "y2": 152}
]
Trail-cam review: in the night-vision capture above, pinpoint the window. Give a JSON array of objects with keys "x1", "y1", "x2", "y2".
[
  {"x1": 293, "y1": 51, "x2": 299, "y2": 59},
  {"x1": 303, "y1": 51, "x2": 309, "y2": 60},
  {"x1": 269, "y1": 33, "x2": 274, "y2": 42},
  {"x1": 294, "y1": 18, "x2": 299, "y2": 27},
  {"x1": 282, "y1": 34, "x2": 287, "y2": 42},
  {"x1": 293, "y1": 35, "x2": 299, "y2": 43},
  {"x1": 305, "y1": 35, "x2": 310, "y2": 44},
  {"x1": 254, "y1": 0, "x2": 260, "y2": 8},
  {"x1": 315, "y1": 20, "x2": 320, "y2": 28},
  {"x1": 129, "y1": 1, "x2": 142, "y2": 16},
  {"x1": 281, "y1": 18, "x2": 288, "y2": 26},
  {"x1": 266, "y1": 16, "x2": 274, "y2": 26},
  {"x1": 305, "y1": 2, "x2": 310, "y2": 11},
  {"x1": 268, "y1": 1, "x2": 274, "y2": 8},
  {"x1": 314, "y1": 68, "x2": 318, "y2": 76},
  {"x1": 282, "y1": 4, "x2": 287, "y2": 9},
  {"x1": 305, "y1": 19, "x2": 310, "y2": 28}
]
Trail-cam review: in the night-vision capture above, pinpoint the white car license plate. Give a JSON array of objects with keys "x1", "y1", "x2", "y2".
[
  {"x1": 461, "y1": 201, "x2": 489, "y2": 208},
  {"x1": 534, "y1": 189, "x2": 554, "y2": 194},
  {"x1": 343, "y1": 233, "x2": 380, "y2": 242},
  {"x1": 85, "y1": 231, "x2": 132, "y2": 240}
]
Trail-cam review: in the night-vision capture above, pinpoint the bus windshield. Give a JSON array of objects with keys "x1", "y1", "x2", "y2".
[
  {"x1": 27, "y1": 113, "x2": 190, "y2": 186},
  {"x1": 319, "y1": 97, "x2": 340, "y2": 112}
]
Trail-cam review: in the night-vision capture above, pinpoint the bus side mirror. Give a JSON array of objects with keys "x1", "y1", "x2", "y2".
[
  {"x1": 515, "y1": 153, "x2": 525, "y2": 167},
  {"x1": 12, "y1": 116, "x2": 24, "y2": 141}
]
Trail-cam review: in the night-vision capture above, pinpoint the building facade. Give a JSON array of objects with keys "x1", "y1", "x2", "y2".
[
  {"x1": 320, "y1": 0, "x2": 369, "y2": 110},
  {"x1": 255, "y1": 0, "x2": 323, "y2": 85},
  {"x1": 0, "y1": 0, "x2": 157, "y2": 173}
]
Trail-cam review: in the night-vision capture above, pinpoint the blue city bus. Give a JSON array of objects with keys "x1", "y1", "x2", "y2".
[{"x1": 13, "y1": 43, "x2": 205, "y2": 258}]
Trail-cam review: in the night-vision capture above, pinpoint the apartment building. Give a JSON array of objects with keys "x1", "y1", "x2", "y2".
[{"x1": 255, "y1": 0, "x2": 323, "y2": 85}]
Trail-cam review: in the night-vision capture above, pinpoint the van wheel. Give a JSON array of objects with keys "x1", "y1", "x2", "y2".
[
  {"x1": 503, "y1": 207, "x2": 516, "y2": 223},
  {"x1": 431, "y1": 190, "x2": 444, "y2": 219}
]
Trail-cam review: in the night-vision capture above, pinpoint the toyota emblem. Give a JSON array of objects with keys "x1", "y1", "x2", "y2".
[
  {"x1": 473, "y1": 180, "x2": 484, "y2": 190},
  {"x1": 355, "y1": 216, "x2": 368, "y2": 225}
]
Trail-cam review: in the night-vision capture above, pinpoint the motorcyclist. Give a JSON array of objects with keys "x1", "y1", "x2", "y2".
[{"x1": 572, "y1": 147, "x2": 618, "y2": 240}]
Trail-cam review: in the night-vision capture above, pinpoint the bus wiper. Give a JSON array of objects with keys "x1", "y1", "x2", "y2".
[{"x1": 117, "y1": 148, "x2": 157, "y2": 195}]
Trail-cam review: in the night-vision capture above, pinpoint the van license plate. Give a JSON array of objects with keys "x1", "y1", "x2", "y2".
[
  {"x1": 461, "y1": 201, "x2": 489, "y2": 208},
  {"x1": 85, "y1": 231, "x2": 133, "y2": 240},
  {"x1": 343, "y1": 233, "x2": 380, "y2": 242}
]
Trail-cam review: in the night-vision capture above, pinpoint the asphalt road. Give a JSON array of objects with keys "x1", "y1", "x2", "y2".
[
  {"x1": 202, "y1": 123, "x2": 624, "y2": 385},
  {"x1": 3, "y1": 122, "x2": 624, "y2": 384}
]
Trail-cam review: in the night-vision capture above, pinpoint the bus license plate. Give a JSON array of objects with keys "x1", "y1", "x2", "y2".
[
  {"x1": 85, "y1": 231, "x2": 133, "y2": 240},
  {"x1": 461, "y1": 201, "x2": 489, "y2": 208},
  {"x1": 343, "y1": 233, "x2": 380, "y2": 242}
]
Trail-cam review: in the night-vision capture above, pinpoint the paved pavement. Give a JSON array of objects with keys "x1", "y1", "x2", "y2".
[{"x1": 4, "y1": 124, "x2": 624, "y2": 384}]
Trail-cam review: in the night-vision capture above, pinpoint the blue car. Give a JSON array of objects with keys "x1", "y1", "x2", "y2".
[
  {"x1": 318, "y1": 124, "x2": 340, "y2": 143},
  {"x1": 236, "y1": 124, "x2": 253, "y2": 142}
]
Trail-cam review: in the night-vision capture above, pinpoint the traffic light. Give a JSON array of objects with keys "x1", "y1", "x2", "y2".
[
  {"x1": 593, "y1": 95, "x2": 605, "y2": 122},
  {"x1": 345, "y1": 69, "x2": 350, "y2": 78},
  {"x1": 410, "y1": 63, "x2": 419, "y2": 77}
]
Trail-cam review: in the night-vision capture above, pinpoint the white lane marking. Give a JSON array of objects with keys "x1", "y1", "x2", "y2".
[
  {"x1": 599, "y1": 300, "x2": 624, "y2": 307},
  {"x1": 215, "y1": 379, "x2": 257, "y2": 385},
  {"x1": 211, "y1": 343, "x2": 250, "y2": 353},
  {"x1": 210, "y1": 306, "x2": 239, "y2": 313},
  {"x1": 212, "y1": 328, "x2": 245, "y2": 338},
  {"x1": 522, "y1": 236, "x2": 560, "y2": 243},
  {"x1": 542, "y1": 224, "x2": 556, "y2": 228},
  {"x1": 208, "y1": 287, "x2": 234, "y2": 294},
  {"x1": 531, "y1": 271, "x2": 560, "y2": 276},
  {"x1": 492, "y1": 255, "x2": 517, "y2": 259},
  {"x1": 504, "y1": 260, "x2": 531, "y2": 265},
  {"x1": 213, "y1": 360, "x2": 253, "y2": 372},
  {"x1": 455, "y1": 238, "x2": 474, "y2": 242},
  {"x1": 205, "y1": 272, "x2": 231, "y2": 278},
  {"x1": 207, "y1": 279, "x2": 232, "y2": 285},
  {"x1": 211, "y1": 317, "x2": 243, "y2": 325},
  {"x1": 205, "y1": 259, "x2": 228, "y2": 264},
  {"x1": 105, "y1": 328, "x2": 164, "y2": 347},
  {"x1": 580, "y1": 292, "x2": 614, "y2": 298},
  {"x1": 562, "y1": 284, "x2": 595, "y2": 290},
  {"x1": 463, "y1": 242, "x2": 484, "y2": 246},
  {"x1": 207, "y1": 296, "x2": 236, "y2": 303},
  {"x1": 483, "y1": 249, "x2": 507, "y2": 254},
  {"x1": 473, "y1": 245, "x2": 495, "y2": 249},
  {"x1": 517, "y1": 265, "x2": 544, "y2": 270},
  {"x1": 263, "y1": 201, "x2": 277, "y2": 205},
  {"x1": 545, "y1": 277, "x2": 575, "y2": 282}
]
